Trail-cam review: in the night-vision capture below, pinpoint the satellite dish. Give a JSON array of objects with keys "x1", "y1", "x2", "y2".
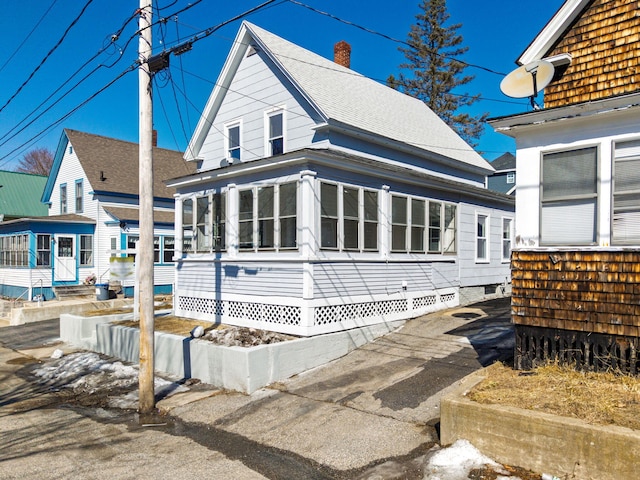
[{"x1": 500, "y1": 60, "x2": 555, "y2": 109}]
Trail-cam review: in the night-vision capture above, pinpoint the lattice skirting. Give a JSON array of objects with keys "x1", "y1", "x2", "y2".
[
  {"x1": 176, "y1": 290, "x2": 457, "y2": 336},
  {"x1": 515, "y1": 325, "x2": 640, "y2": 375}
]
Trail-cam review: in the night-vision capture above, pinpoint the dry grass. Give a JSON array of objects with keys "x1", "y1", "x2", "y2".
[
  {"x1": 468, "y1": 362, "x2": 640, "y2": 431},
  {"x1": 114, "y1": 316, "x2": 225, "y2": 337}
]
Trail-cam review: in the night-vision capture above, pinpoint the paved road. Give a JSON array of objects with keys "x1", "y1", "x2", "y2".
[{"x1": 0, "y1": 297, "x2": 515, "y2": 479}]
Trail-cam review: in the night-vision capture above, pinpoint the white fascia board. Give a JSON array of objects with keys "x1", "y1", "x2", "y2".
[
  {"x1": 489, "y1": 92, "x2": 640, "y2": 135},
  {"x1": 518, "y1": 0, "x2": 590, "y2": 65},
  {"x1": 184, "y1": 25, "x2": 252, "y2": 161}
]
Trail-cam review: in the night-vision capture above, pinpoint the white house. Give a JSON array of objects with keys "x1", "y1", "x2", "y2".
[
  {"x1": 0, "y1": 129, "x2": 194, "y2": 301},
  {"x1": 167, "y1": 22, "x2": 514, "y2": 337},
  {"x1": 488, "y1": 0, "x2": 640, "y2": 372}
]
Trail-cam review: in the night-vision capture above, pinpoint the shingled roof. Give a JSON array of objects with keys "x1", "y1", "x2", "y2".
[
  {"x1": 188, "y1": 21, "x2": 492, "y2": 174},
  {"x1": 63, "y1": 129, "x2": 195, "y2": 199}
]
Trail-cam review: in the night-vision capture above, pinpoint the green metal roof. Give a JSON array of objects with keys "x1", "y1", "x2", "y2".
[{"x1": 0, "y1": 170, "x2": 48, "y2": 220}]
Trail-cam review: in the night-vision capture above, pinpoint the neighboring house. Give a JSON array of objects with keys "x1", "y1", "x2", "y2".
[
  {"x1": 486, "y1": 152, "x2": 516, "y2": 195},
  {"x1": 0, "y1": 170, "x2": 48, "y2": 221},
  {"x1": 0, "y1": 129, "x2": 194, "y2": 300},
  {"x1": 489, "y1": 0, "x2": 640, "y2": 372},
  {"x1": 167, "y1": 21, "x2": 514, "y2": 337}
]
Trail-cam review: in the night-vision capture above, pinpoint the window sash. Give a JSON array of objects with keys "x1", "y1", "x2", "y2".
[
  {"x1": 502, "y1": 218, "x2": 512, "y2": 261},
  {"x1": 227, "y1": 125, "x2": 240, "y2": 160},
  {"x1": 182, "y1": 198, "x2": 193, "y2": 252},
  {"x1": 541, "y1": 147, "x2": 598, "y2": 245},
  {"x1": 163, "y1": 236, "x2": 175, "y2": 263},
  {"x1": 60, "y1": 185, "x2": 67, "y2": 214},
  {"x1": 268, "y1": 112, "x2": 284, "y2": 156},
  {"x1": 75, "y1": 181, "x2": 83, "y2": 213},
  {"x1": 612, "y1": 140, "x2": 640, "y2": 244},
  {"x1": 476, "y1": 214, "x2": 488, "y2": 261},
  {"x1": 79, "y1": 235, "x2": 93, "y2": 266}
]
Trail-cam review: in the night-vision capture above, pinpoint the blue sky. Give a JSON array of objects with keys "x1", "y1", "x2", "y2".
[{"x1": 0, "y1": 0, "x2": 564, "y2": 170}]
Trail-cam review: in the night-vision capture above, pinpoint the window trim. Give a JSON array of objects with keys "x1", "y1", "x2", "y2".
[
  {"x1": 501, "y1": 217, "x2": 513, "y2": 263},
  {"x1": 79, "y1": 234, "x2": 93, "y2": 267},
  {"x1": 265, "y1": 107, "x2": 285, "y2": 157},
  {"x1": 239, "y1": 183, "x2": 297, "y2": 252},
  {"x1": 320, "y1": 181, "x2": 379, "y2": 253},
  {"x1": 224, "y1": 121, "x2": 242, "y2": 162},
  {"x1": 75, "y1": 180, "x2": 83, "y2": 213},
  {"x1": 60, "y1": 184, "x2": 67, "y2": 214},
  {"x1": 476, "y1": 212, "x2": 489, "y2": 263},
  {"x1": 506, "y1": 172, "x2": 515, "y2": 184},
  {"x1": 539, "y1": 145, "x2": 599, "y2": 246},
  {"x1": 37, "y1": 234, "x2": 51, "y2": 267},
  {"x1": 611, "y1": 138, "x2": 640, "y2": 245}
]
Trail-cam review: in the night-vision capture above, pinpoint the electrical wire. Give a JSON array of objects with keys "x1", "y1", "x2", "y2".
[
  {"x1": 0, "y1": 0, "x2": 60, "y2": 75},
  {"x1": 286, "y1": 0, "x2": 507, "y2": 77},
  {"x1": 0, "y1": 0, "x2": 95, "y2": 114}
]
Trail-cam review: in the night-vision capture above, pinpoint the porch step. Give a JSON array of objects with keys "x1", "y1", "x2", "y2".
[{"x1": 53, "y1": 284, "x2": 96, "y2": 301}]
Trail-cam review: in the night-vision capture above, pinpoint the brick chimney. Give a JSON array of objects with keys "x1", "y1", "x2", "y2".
[
  {"x1": 334, "y1": 40, "x2": 351, "y2": 68},
  {"x1": 152, "y1": 129, "x2": 158, "y2": 147}
]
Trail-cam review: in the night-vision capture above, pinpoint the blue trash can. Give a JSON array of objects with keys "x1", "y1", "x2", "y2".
[{"x1": 96, "y1": 283, "x2": 109, "y2": 300}]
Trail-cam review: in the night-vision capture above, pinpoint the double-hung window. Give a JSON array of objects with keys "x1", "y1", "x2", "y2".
[
  {"x1": 410, "y1": 199, "x2": 425, "y2": 253},
  {"x1": 266, "y1": 110, "x2": 284, "y2": 156},
  {"x1": 183, "y1": 193, "x2": 226, "y2": 253},
  {"x1": 182, "y1": 198, "x2": 194, "y2": 252},
  {"x1": 541, "y1": 147, "x2": 598, "y2": 245},
  {"x1": 226, "y1": 123, "x2": 241, "y2": 162},
  {"x1": 391, "y1": 196, "x2": 408, "y2": 251},
  {"x1": 75, "y1": 180, "x2": 83, "y2": 213},
  {"x1": 320, "y1": 182, "x2": 378, "y2": 252},
  {"x1": 37, "y1": 234, "x2": 51, "y2": 267},
  {"x1": 476, "y1": 213, "x2": 489, "y2": 262},
  {"x1": 240, "y1": 183, "x2": 296, "y2": 251},
  {"x1": 502, "y1": 218, "x2": 513, "y2": 262},
  {"x1": 163, "y1": 237, "x2": 175, "y2": 263},
  {"x1": 60, "y1": 184, "x2": 67, "y2": 214},
  {"x1": 428, "y1": 202, "x2": 442, "y2": 253},
  {"x1": 79, "y1": 234, "x2": 93, "y2": 266},
  {"x1": 612, "y1": 139, "x2": 640, "y2": 244},
  {"x1": 196, "y1": 196, "x2": 211, "y2": 252}
]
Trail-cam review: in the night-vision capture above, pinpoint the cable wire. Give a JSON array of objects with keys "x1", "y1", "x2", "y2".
[{"x1": 0, "y1": 0, "x2": 95, "y2": 114}]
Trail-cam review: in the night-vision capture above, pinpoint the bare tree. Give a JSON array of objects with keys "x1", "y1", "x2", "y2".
[{"x1": 16, "y1": 147, "x2": 53, "y2": 176}]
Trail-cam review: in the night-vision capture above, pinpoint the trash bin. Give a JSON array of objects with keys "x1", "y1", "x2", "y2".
[{"x1": 96, "y1": 283, "x2": 109, "y2": 301}]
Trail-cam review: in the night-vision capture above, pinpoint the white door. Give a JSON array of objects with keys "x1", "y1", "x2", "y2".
[{"x1": 54, "y1": 235, "x2": 76, "y2": 282}]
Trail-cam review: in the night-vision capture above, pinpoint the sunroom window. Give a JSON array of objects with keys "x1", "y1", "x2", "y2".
[
  {"x1": 321, "y1": 182, "x2": 378, "y2": 252},
  {"x1": 240, "y1": 183, "x2": 296, "y2": 251}
]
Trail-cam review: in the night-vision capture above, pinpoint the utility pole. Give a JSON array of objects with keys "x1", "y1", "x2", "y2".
[{"x1": 138, "y1": 0, "x2": 155, "y2": 414}]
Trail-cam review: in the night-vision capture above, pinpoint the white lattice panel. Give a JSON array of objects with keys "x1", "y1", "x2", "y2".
[
  {"x1": 440, "y1": 292, "x2": 456, "y2": 303},
  {"x1": 314, "y1": 298, "x2": 408, "y2": 325},
  {"x1": 414, "y1": 295, "x2": 437, "y2": 309}
]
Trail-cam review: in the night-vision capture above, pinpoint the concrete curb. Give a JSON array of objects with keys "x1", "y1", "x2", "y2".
[
  {"x1": 60, "y1": 313, "x2": 405, "y2": 393},
  {"x1": 440, "y1": 370, "x2": 640, "y2": 480}
]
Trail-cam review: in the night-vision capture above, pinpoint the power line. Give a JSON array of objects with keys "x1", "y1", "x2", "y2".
[
  {"x1": 0, "y1": 63, "x2": 137, "y2": 167},
  {"x1": 0, "y1": 0, "x2": 95, "y2": 115},
  {"x1": 286, "y1": 0, "x2": 507, "y2": 77},
  {"x1": 0, "y1": 0, "x2": 60, "y2": 75}
]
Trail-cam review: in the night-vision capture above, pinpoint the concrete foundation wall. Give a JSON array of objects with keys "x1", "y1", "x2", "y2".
[
  {"x1": 61, "y1": 313, "x2": 404, "y2": 394},
  {"x1": 441, "y1": 372, "x2": 640, "y2": 480}
]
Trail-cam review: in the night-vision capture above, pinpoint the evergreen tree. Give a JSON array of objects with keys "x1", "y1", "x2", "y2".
[{"x1": 388, "y1": 0, "x2": 487, "y2": 147}]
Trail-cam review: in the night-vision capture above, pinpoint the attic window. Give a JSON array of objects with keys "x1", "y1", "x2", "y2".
[{"x1": 68, "y1": 146, "x2": 73, "y2": 154}]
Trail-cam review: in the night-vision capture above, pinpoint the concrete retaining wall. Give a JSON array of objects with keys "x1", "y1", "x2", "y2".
[
  {"x1": 61, "y1": 313, "x2": 404, "y2": 393},
  {"x1": 440, "y1": 371, "x2": 640, "y2": 480}
]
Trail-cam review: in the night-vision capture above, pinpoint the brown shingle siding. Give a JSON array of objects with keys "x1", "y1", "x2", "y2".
[{"x1": 543, "y1": 0, "x2": 640, "y2": 107}]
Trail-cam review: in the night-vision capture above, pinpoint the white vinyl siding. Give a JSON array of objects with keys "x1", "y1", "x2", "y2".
[
  {"x1": 612, "y1": 139, "x2": 640, "y2": 244},
  {"x1": 540, "y1": 147, "x2": 598, "y2": 245}
]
